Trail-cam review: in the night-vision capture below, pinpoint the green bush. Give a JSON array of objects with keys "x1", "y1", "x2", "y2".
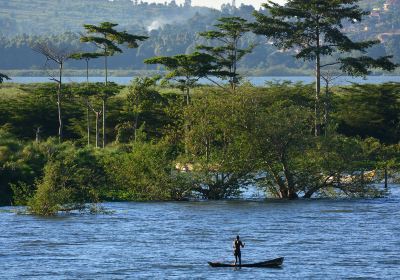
[
  {"x1": 28, "y1": 144, "x2": 106, "y2": 215},
  {"x1": 103, "y1": 141, "x2": 193, "y2": 201}
]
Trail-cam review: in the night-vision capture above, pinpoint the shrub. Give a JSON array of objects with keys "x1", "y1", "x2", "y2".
[{"x1": 28, "y1": 145, "x2": 105, "y2": 215}]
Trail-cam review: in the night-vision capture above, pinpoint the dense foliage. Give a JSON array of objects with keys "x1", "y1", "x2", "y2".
[{"x1": 0, "y1": 82, "x2": 399, "y2": 213}]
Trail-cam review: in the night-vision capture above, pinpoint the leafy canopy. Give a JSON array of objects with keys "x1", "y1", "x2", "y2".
[
  {"x1": 81, "y1": 22, "x2": 148, "y2": 55},
  {"x1": 144, "y1": 52, "x2": 217, "y2": 89},
  {"x1": 196, "y1": 17, "x2": 254, "y2": 88},
  {"x1": 69, "y1": 52, "x2": 104, "y2": 61},
  {"x1": 253, "y1": 0, "x2": 397, "y2": 75}
]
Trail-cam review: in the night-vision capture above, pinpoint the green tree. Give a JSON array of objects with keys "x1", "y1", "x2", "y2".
[
  {"x1": 297, "y1": 135, "x2": 384, "y2": 199},
  {"x1": 253, "y1": 102, "x2": 313, "y2": 199},
  {"x1": 144, "y1": 52, "x2": 216, "y2": 105},
  {"x1": 145, "y1": 53, "x2": 217, "y2": 156},
  {"x1": 73, "y1": 83, "x2": 120, "y2": 148},
  {"x1": 376, "y1": 143, "x2": 400, "y2": 188},
  {"x1": 80, "y1": 22, "x2": 148, "y2": 147},
  {"x1": 253, "y1": 0, "x2": 397, "y2": 135},
  {"x1": 69, "y1": 52, "x2": 104, "y2": 83},
  {"x1": 0, "y1": 129, "x2": 25, "y2": 205},
  {"x1": 125, "y1": 76, "x2": 164, "y2": 142},
  {"x1": 334, "y1": 83, "x2": 400, "y2": 144},
  {"x1": 197, "y1": 17, "x2": 254, "y2": 90},
  {"x1": 250, "y1": 102, "x2": 382, "y2": 199},
  {"x1": 0, "y1": 73, "x2": 11, "y2": 84},
  {"x1": 28, "y1": 144, "x2": 106, "y2": 215},
  {"x1": 0, "y1": 132, "x2": 58, "y2": 206},
  {"x1": 0, "y1": 83, "x2": 59, "y2": 140},
  {"x1": 69, "y1": 53, "x2": 104, "y2": 146},
  {"x1": 103, "y1": 141, "x2": 191, "y2": 201},
  {"x1": 184, "y1": 88, "x2": 258, "y2": 199}
]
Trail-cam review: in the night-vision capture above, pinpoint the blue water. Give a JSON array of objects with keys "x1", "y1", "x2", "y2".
[
  {"x1": 1, "y1": 185, "x2": 399, "y2": 279},
  {"x1": 6, "y1": 75, "x2": 400, "y2": 85}
]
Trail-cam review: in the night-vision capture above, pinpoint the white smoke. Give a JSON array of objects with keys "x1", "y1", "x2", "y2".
[{"x1": 147, "y1": 20, "x2": 165, "y2": 31}]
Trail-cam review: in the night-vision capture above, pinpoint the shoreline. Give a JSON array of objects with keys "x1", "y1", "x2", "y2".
[
  {"x1": 3, "y1": 75, "x2": 399, "y2": 86},
  {"x1": 2, "y1": 69, "x2": 400, "y2": 78}
]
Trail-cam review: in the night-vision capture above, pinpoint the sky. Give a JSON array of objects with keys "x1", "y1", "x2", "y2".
[{"x1": 144, "y1": 0, "x2": 286, "y2": 9}]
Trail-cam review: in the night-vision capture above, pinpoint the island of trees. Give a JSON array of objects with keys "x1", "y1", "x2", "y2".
[{"x1": 0, "y1": 0, "x2": 399, "y2": 215}]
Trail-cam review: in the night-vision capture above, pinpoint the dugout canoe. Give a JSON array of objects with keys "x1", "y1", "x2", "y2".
[{"x1": 208, "y1": 257, "x2": 284, "y2": 268}]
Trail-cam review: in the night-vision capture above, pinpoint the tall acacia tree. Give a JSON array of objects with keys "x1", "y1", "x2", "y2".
[
  {"x1": 69, "y1": 52, "x2": 104, "y2": 83},
  {"x1": 69, "y1": 52, "x2": 104, "y2": 145},
  {"x1": 197, "y1": 17, "x2": 254, "y2": 91},
  {"x1": 74, "y1": 83, "x2": 120, "y2": 148},
  {"x1": 80, "y1": 22, "x2": 148, "y2": 147},
  {"x1": 253, "y1": 0, "x2": 397, "y2": 136},
  {"x1": 144, "y1": 52, "x2": 216, "y2": 105}
]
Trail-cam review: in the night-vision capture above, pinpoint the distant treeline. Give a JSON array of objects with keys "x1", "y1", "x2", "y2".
[
  {"x1": 0, "y1": 31, "x2": 310, "y2": 75},
  {"x1": 1, "y1": 0, "x2": 399, "y2": 74}
]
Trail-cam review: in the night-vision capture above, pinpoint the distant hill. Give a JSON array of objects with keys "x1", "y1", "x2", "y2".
[
  {"x1": 0, "y1": 0, "x2": 214, "y2": 36},
  {"x1": 0, "y1": 0, "x2": 399, "y2": 75}
]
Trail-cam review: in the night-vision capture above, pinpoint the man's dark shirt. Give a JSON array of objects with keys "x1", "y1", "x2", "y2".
[{"x1": 234, "y1": 240, "x2": 244, "y2": 255}]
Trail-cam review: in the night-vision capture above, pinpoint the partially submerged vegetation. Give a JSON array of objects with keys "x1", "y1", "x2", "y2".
[{"x1": 0, "y1": 82, "x2": 399, "y2": 215}]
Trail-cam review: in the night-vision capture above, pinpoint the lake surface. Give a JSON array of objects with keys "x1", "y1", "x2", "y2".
[
  {"x1": 1, "y1": 186, "x2": 400, "y2": 279},
  {"x1": 7, "y1": 75, "x2": 400, "y2": 85}
]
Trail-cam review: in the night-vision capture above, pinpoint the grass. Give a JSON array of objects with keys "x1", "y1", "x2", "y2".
[{"x1": 0, "y1": 83, "x2": 30, "y2": 97}]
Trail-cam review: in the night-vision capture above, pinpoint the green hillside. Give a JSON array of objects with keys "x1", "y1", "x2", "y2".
[{"x1": 0, "y1": 0, "x2": 211, "y2": 36}]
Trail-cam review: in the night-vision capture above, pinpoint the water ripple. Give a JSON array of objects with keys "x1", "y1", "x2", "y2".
[{"x1": 1, "y1": 189, "x2": 400, "y2": 279}]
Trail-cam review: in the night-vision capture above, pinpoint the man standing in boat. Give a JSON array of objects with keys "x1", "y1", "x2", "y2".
[{"x1": 233, "y1": 235, "x2": 245, "y2": 266}]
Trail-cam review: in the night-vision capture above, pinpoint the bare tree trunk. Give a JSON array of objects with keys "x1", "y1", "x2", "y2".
[
  {"x1": 267, "y1": 166, "x2": 286, "y2": 199},
  {"x1": 361, "y1": 170, "x2": 364, "y2": 185},
  {"x1": 95, "y1": 112, "x2": 100, "y2": 148},
  {"x1": 315, "y1": 55, "x2": 321, "y2": 137},
  {"x1": 205, "y1": 137, "x2": 210, "y2": 163},
  {"x1": 384, "y1": 168, "x2": 388, "y2": 188},
  {"x1": 315, "y1": 23, "x2": 321, "y2": 137},
  {"x1": 324, "y1": 80, "x2": 329, "y2": 135},
  {"x1": 31, "y1": 42, "x2": 72, "y2": 142},
  {"x1": 35, "y1": 127, "x2": 41, "y2": 143},
  {"x1": 104, "y1": 48, "x2": 108, "y2": 86},
  {"x1": 184, "y1": 86, "x2": 190, "y2": 154},
  {"x1": 134, "y1": 113, "x2": 139, "y2": 142},
  {"x1": 103, "y1": 48, "x2": 108, "y2": 148},
  {"x1": 87, "y1": 106, "x2": 90, "y2": 146},
  {"x1": 86, "y1": 60, "x2": 90, "y2": 147},
  {"x1": 86, "y1": 59, "x2": 89, "y2": 84},
  {"x1": 232, "y1": 38, "x2": 238, "y2": 91},
  {"x1": 281, "y1": 157, "x2": 298, "y2": 199},
  {"x1": 57, "y1": 62, "x2": 63, "y2": 142},
  {"x1": 186, "y1": 86, "x2": 190, "y2": 106},
  {"x1": 102, "y1": 98, "x2": 106, "y2": 148}
]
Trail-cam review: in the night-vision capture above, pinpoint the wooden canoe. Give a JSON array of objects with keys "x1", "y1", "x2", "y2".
[{"x1": 208, "y1": 257, "x2": 284, "y2": 268}]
